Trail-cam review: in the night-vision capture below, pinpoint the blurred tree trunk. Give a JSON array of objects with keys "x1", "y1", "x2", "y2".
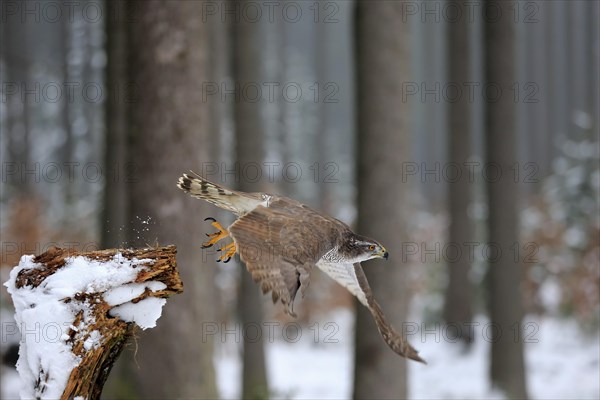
[
  {"x1": 2, "y1": 13, "x2": 33, "y2": 196},
  {"x1": 353, "y1": 2, "x2": 414, "y2": 399},
  {"x1": 232, "y1": 0, "x2": 270, "y2": 397},
  {"x1": 443, "y1": 1, "x2": 474, "y2": 344},
  {"x1": 101, "y1": 0, "x2": 129, "y2": 249},
  {"x1": 484, "y1": 1, "x2": 528, "y2": 398},
  {"x1": 101, "y1": 2, "x2": 133, "y2": 395},
  {"x1": 122, "y1": 1, "x2": 218, "y2": 397},
  {"x1": 60, "y1": 18, "x2": 75, "y2": 210}
]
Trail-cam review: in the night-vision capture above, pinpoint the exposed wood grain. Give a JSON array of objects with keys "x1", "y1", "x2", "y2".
[{"x1": 15, "y1": 245, "x2": 182, "y2": 400}]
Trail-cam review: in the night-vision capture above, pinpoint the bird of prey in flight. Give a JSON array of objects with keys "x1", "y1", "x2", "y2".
[{"x1": 177, "y1": 172, "x2": 425, "y2": 363}]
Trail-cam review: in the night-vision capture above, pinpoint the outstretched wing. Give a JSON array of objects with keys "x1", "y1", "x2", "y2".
[
  {"x1": 317, "y1": 260, "x2": 425, "y2": 363},
  {"x1": 228, "y1": 197, "x2": 337, "y2": 317}
]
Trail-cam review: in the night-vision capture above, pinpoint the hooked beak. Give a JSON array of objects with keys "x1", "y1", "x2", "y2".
[{"x1": 378, "y1": 247, "x2": 389, "y2": 260}]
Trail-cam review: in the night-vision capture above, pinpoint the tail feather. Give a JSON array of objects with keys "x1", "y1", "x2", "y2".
[{"x1": 177, "y1": 172, "x2": 262, "y2": 215}]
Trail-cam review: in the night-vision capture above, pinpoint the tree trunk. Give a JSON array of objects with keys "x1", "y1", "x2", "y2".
[
  {"x1": 2, "y1": 11, "x2": 34, "y2": 196},
  {"x1": 100, "y1": 3, "x2": 134, "y2": 395},
  {"x1": 353, "y1": 2, "x2": 414, "y2": 398},
  {"x1": 443, "y1": 0, "x2": 474, "y2": 343},
  {"x1": 123, "y1": 1, "x2": 218, "y2": 397},
  {"x1": 232, "y1": 1, "x2": 270, "y2": 397},
  {"x1": 8, "y1": 245, "x2": 182, "y2": 400},
  {"x1": 484, "y1": 1, "x2": 528, "y2": 397},
  {"x1": 101, "y1": 0, "x2": 129, "y2": 249}
]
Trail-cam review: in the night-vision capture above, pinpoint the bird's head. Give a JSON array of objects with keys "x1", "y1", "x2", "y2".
[{"x1": 343, "y1": 233, "x2": 389, "y2": 263}]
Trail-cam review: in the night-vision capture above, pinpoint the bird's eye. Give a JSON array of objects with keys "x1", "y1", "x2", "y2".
[{"x1": 369, "y1": 245, "x2": 375, "y2": 251}]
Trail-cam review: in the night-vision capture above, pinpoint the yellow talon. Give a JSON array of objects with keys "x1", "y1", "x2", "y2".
[
  {"x1": 201, "y1": 217, "x2": 237, "y2": 263},
  {"x1": 201, "y1": 217, "x2": 229, "y2": 249},
  {"x1": 208, "y1": 219, "x2": 227, "y2": 234},
  {"x1": 217, "y1": 242, "x2": 237, "y2": 263}
]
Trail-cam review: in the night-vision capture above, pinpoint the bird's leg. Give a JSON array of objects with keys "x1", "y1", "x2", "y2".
[
  {"x1": 201, "y1": 217, "x2": 238, "y2": 263},
  {"x1": 201, "y1": 217, "x2": 229, "y2": 249},
  {"x1": 217, "y1": 242, "x2": 237, "y2": 263}
]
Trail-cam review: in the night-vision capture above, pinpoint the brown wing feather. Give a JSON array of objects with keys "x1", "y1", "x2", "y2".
[
  {"x1": 229, "y1": 197, "x2": 339, "y2": 316},
  {"x1": 353, "y1": 263, "x2": 426, "y2": 364}
]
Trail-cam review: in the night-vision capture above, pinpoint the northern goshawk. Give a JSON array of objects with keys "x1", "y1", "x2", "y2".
[{"x1": 177, "y1": 172, "x2": 425, "y2": 363}]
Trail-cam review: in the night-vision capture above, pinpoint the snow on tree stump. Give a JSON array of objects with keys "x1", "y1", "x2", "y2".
[{"x1": 4, "y1": 245, "x2": 183, "y2": 400}]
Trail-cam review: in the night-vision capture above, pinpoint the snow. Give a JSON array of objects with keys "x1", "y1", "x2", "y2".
[
  {"x1": 0, "y1": 368, "x2": 21, "y2": 400},
  {"x1": 4, "y1": 254, "x2": 597, "y2": 399},
  {"x1": 105, "y1": 281, "x2": 168, "y2": 329},
  {"x1": 215, "y1": 309, "x2": 354, "y2": 400},
  {"x1": 214, "y1": 309, "x2": 600, "y2": 400},
  {"x1": 416, "y1": 316, "x2": 599, "y2": 399},
  {"x1": 110, "y1": 297, "x2": 167, "y2": 329},
  {"x1": 104, "y1": 281, "x2": 167, "y2": 306},
  {"x1": 538, "y1": 278, "x2": 562, "y2": 313},
  {"x1": 3, "y1": 253, "x2": 167, "y2": 399},
  {"x1": 83, "y1": 330, "x2": 102, "y2": 351}
]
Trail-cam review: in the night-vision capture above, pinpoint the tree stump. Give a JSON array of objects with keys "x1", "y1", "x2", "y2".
[{"x1": 4, "y1": 245, "x2": 183, "y2": 400}]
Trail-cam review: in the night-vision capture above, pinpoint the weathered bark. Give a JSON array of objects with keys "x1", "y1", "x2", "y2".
[
  {"x1": 353, "y1": 1, "x2": 414, "y2": 398},
  {"x1": 124, "y1": 1, "x2": 218, "y2": 397},
  {"x1": 484, "y1": 1, "x2": 528, "y2": 397},
  {"x1": 232, "y1": 0, "x2": 270, "y2": 396},
  {"x1": 13, "y1": 245, "x2": 182, "y2": 400},
  {"x1": 444, "y1": 0, "x2": 474, "y2": 343}
]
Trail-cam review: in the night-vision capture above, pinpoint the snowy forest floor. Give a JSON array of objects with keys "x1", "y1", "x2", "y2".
[
  {"x1": 2, "y1": 310, "x2": 597, "y2": 399},
  {"x1": 215, "y1": 309, "x2": 600, "y2": 400}
]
